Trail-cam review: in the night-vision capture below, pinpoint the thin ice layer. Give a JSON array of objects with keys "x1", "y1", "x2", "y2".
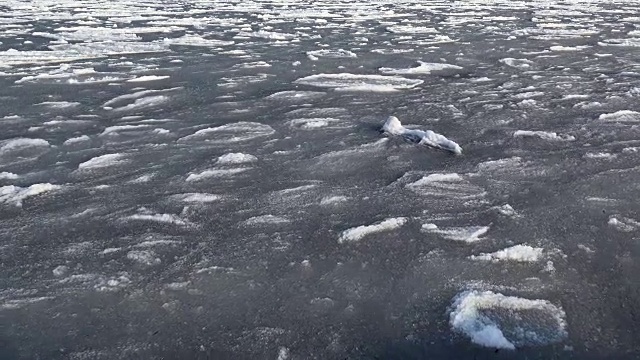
[{"x1": 382, "y1": 116, "x2": 462, "y2": 154}]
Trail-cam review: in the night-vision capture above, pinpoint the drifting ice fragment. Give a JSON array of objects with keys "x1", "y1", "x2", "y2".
[
  {"x1": 450, "y1": 290, "x2": 567, "y2": 349},
  {"x1": 382, "y1": 116, "x2": 462, "y2": 154}
]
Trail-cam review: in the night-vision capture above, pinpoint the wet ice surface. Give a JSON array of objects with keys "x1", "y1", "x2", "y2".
[{"x1": 1, "y1": 0, "x2": 640, "y2": 359}]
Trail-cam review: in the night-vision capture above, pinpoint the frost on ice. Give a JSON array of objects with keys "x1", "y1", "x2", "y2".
[
  {"x1": 450, "y1": 290, "x2": 567, "y2": 350},
  {"x1": 382, "y1": 116, "x2": 462, "y2": 154}
]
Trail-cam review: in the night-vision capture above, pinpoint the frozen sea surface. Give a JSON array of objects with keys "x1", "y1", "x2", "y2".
[{"x1": 1, "y1": 0, "x2": 640, "y2": 359}]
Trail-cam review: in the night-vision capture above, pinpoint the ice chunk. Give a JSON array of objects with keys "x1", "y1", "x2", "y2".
[
  {"x1": 127, "y1": 75, "x2": 170, "y2": 82},
  {"x1": 513, "y1": 130, "x2": 575, "y2": 141},
  {"x1": 598, "y1": 110, "x2": 640, "y2": 123},
  {"x1": 379, "y1": 61, "x2": 463, "y2": 75},
  {"x1": 407, "y1": 173, "x2": 485, "y2": 199},
  {"x1": 169, "y1": 193, "x2": 221, "y2": 203},
  {"x1": 422, "y1": 224, "x2": 489, "y2": 243},
  {"x1": 320, "y1": 196, "x2": 348, "y2": 205},
  {"x1": 244, "y1": 215, "x2": 290, "y2": 226},
  {"x1": 78, "y1": 153, "x2": 126, "y2": 170},
  {"x1": 294, "y1": 73, "x2": 423, "y2": 91},
  {"x1": 125, "y1": 213, "x2": 190, "y2": 227},
  {"x1": 450, "y1": 290, "x2": 567, "y2": 349},
  {"x1": 186, "y1": 168, "x2": 249, "y2": 182},
  {"x1": 63, "y1": 135, "x2": 90, "y2": 145},
  {"x1": 0, "y1": 183, "x2": 61, "y2": 207},
  {"x1": 0, "y1": 138, "x2": 50, "y2": 156},
  {"x1": 338, "y1": 217, "x2": 407, "y2": 244},
  {"x1": 382, "y1": 116, "x2": 462, "y2": 154},
  {"x1": 500, "y1": 58, "x2": 534, "y2": 69},
  {"x1": 265, "y1": 91, "x2": 326, "y2": 102},
  {"x1": 127, "y1": 250, "x2": 161, "y2": 266},
  {"x1": 307, "y1": 49, "x2": 357, "y2": 58},
  {"x1": 608, "y1": 216, "x2": 640, "y2": 232},
  {"x1": 470, "y1": 245, "x2": 544, "y2": 262},
  {"x1": 178, "y1": 122, "x2": 275, "y2": 144},
  {"x1": 217, "y1": 153, "x2": 258, "y2": 165},
  {"x1": 0, "y1": 172, "x2": 19, "y2": 180},
  {"x1": 164, "y1": 35, "x2": 234, "y2": 47}
]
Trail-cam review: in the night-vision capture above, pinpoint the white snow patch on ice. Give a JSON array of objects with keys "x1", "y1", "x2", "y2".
[{"x1": 338, "y1": 217, "x2": 407, "y2": 244}]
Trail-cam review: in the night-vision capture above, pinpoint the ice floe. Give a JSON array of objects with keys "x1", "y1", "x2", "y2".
[
  {"x1": 382, "y1": 116, "x2": 462, "y2": 154},
  {"x1": 216, "y1": 153, "x2": 258, "y2": 165},
  {"x1": 407, "y1": 173, "x2": 485, "y2": 199},
  {"x1": 513, "y1": 130, "x2": 575, "y2": 141},
  {"x1": 265, "y1": 91, "x2": 326, "y2": 102},
  {"x1": 422, "y1": 224, "x2": 489, "y2": 243},
  {"x1": 0, "y1": 183, "x2": 61, "y2": 207},
  {"x1": 608, "y1": 216, "x2": 640, "y2": 232},
  {"x1": 307, "y1": 49, "x2": 357, "y2": 59},
  {"x1": 78, "y1": 153, "x2": 127, "y2": 170},
  {"x1": 379, "y1": 61, "x2": 463, "y2": 75},
  {"x1": 450, "y1": 290, "x2": 567, "y2": 349},
  {"x1": 244, "y1": 215, "x2": 290, "y2": 226},
  {"x1": 338, "y1": 217, "x2": 407, "y2": 244},
  {"x1": 178, "y1": 122, "x2": 275, "y2": 144},
  {"x1": 126, "y1": 75, "x2": 170, "y2": 82},
  {"x1": 598, "y1": 110, "x2": 640, "y2": 123},
  {"x1": 294, "y1": 73, "x2": 423, "y2": 92},
  {"x1": 186, "y1": 168, "x2": 249, "y2": 182},
  {"x1": 127, "y1": 250, "x2": 161, "y2": 266},
  {"x1": 0, "y1": 138, "x2": 50, "y2": 157},
  {"x1": 0, "y1": 172, "x2": 19, "y2": 180},
  {"x1": 168, "y1": 193, "x2": 221, "y2": 203},
  {"x1": 500, "y1": 58, "x2": 534, "y2": 69},
  {"x1": 470, "y1": 245, "x2": 544, "y2": 263},
  {"x1": 125, "y1": 212, "x2": 191, "y2": 227}
]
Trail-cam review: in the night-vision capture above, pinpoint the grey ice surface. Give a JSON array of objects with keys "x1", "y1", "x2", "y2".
[{"x1": 1, "y1": 0, "x2": 640, "y2": 359}]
